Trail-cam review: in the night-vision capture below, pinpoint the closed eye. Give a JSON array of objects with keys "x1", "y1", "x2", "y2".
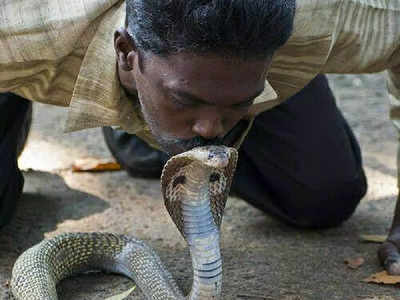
[
  {"x1": 169, "y1": 89, "x2": 261, "y2": 109},
  {"x1": 170, "y1": 97, "x2": 200, "y2": 108}
]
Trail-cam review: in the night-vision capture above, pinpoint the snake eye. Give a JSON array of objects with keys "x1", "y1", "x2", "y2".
[
  {"x1": 209, "y1": 173, "x2": 220, "y2": 183},
  {"x1": 173, "y1": 175, "x2": 186, "y2": 188}
]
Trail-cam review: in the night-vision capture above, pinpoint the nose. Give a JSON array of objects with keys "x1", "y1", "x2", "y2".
[{"x1": 192, "y1": 110, "x2": 224, "y2": 139}]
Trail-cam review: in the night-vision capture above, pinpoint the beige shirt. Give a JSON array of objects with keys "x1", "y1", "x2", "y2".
[{"x1": 1, "y1": 0, "x2": 399, "y2": 150}]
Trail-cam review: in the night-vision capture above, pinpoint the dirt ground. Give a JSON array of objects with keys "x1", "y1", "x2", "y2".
[{"x1": 1, "y1": 73, "x2": 400, "y2": 299}]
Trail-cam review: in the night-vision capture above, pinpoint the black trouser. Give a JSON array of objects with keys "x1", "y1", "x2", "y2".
[
  {"x1": 0, "y1": 93, "x2": 32, "y2": 228},
  {"x1": 231, "y1": 74, "x2": 367, "y2": 228}
]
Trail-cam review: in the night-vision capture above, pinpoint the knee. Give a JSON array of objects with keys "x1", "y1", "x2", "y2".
[{"x1": 285, "y1": 172, "x2": 367, "y2": 229}]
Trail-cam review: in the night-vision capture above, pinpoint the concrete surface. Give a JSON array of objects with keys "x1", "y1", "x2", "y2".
[{"x1": 1, "y1": 73, "x2": 400, "y2": 299}]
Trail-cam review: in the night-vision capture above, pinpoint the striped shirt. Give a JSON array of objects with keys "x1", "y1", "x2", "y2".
[{"x1": 1, "y1": 0, "x2": 399, "y2": 151}]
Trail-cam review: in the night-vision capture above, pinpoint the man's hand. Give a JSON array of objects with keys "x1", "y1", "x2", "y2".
[
  {"x1": 378, "y1": 198, "x2": 400, "y2": 274},
  {"x1": 379, "y1": 232, "x2": 400, "y2": 274}
]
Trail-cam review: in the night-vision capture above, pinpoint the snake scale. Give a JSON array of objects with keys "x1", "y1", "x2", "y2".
[{"x1": 10, "y1": 145, "x2": 238, "y2": 299}]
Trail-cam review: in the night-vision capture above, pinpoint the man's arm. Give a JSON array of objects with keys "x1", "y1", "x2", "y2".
[
  {"x1": 379, "y1": 66, "x2": 400, "y2": 275},
  {"x1": 379, "y1": 197, "x2": 400, "y2": 274},
  {"x1": 321, "y1": 1, "x2": 400, "y2": 273}
]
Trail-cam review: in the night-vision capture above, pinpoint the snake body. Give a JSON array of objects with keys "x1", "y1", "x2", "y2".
[{"x1": 10, "y1": 146, "x2": 238, "y2": 299}]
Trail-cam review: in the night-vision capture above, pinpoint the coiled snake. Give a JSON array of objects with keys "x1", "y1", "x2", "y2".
[{"x1": 10, "y1": 145, "x2": 238, "y2": 299}]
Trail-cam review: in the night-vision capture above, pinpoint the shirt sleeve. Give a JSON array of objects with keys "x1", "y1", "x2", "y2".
[
  {"x1": 388, "y1": 66, "x2": 400, "y2": 188},
  {"x1": 323, "y1": 1, "x2": 400, "y2": 184},
  {"x1": 323, "y1": 1, "x2": 400, "y2": 74},
  {"x1": 0, "y1": 0, "x2": 118, "y2": 106}
]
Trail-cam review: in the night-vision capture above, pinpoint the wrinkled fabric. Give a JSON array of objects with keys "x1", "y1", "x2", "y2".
[{"x1": 0, "y1": 0, "x2": 399, "y2": 150}]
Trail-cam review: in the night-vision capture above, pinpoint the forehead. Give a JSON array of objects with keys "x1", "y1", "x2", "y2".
[{"x1": 141, "y1": 52, "x2": 271, "y2": 104}]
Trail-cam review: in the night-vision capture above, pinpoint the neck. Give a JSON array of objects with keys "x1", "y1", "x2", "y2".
[{"x1": 182, "y1": 165, "x2": 222, "y2": 299}]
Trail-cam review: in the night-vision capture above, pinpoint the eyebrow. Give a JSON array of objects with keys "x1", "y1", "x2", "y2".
[{"x1": 169, "y1": 87, "x2": 265, "y2": 106}]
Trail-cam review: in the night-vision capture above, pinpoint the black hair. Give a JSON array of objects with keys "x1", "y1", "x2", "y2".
[{"x1": 126, "y1": 0, "x2": 295, "y2": 60}]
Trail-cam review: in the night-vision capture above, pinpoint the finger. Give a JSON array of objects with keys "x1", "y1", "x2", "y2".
[{"x1": 378, "y1": 241, "x2": 400, "y2": 275}]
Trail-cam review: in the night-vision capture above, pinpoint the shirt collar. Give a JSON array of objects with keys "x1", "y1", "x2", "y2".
[{"x1": 248, "y1": 79, "x2": 279, "y2": 115}]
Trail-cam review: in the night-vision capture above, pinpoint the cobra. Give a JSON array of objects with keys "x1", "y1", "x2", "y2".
[{"x1": 10, "y1": 145, "x2": 238, "y2": 300}]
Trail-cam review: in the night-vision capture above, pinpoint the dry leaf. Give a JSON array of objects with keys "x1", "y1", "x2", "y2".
[
  {"x1": 359, "y1": 234, "x2": 387, "y2": 243},
  {"x1": 344, "y1": 257, "x2": 365, "y2": 269},
  {"x1": 105, "y1": 285, "x2": 136, "y2": 300},
  {"x1": 72, "y1": 158, "x2": 121, "y2": 172},
  {"x1": 360, "y1": 297, "x2": 399, "y2": 300},
  {"x1": 362, "y1": 271, "x2": 400, "y2": 285}
]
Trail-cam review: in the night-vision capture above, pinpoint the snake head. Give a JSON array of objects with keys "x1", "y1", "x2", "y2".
[{"x1": 161, "y1": 145, "x2": 238, "y2": 239}]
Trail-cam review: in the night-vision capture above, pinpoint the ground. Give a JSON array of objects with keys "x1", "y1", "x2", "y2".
[{"x1": 1, "y1": 73, "x2": 400, "y2": 299}]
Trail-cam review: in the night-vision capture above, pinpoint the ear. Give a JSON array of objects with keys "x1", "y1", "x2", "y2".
[{"x1": 114, "y1": 27, "x2": 137, "y2": 72}]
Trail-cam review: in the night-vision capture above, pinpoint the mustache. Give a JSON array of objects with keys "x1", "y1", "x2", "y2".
[{"x1": 175, "y1": 136, "x2": 224, "y2": 151}]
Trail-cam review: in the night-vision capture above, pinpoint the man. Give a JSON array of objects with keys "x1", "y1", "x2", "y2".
[{"x1": 0, "y1": 0, "x2": 399, "y2": 275}]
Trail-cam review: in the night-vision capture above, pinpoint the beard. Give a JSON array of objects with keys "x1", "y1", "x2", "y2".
[
  {"x1": 138, "y1": 98, "x2": 223, "y2": 156},
  {"x1": 153, "y1": 134, "x2": 224, "y2": 156}
]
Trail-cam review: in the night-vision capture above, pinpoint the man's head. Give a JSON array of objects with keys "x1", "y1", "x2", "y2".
[{"x1": 115, "y1": 0, "x2": 295, "y2": 155}]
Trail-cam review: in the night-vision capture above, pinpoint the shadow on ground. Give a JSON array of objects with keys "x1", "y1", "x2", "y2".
[{"x1": 0, "y1": 171, "x2": 109, "y2": 299}]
